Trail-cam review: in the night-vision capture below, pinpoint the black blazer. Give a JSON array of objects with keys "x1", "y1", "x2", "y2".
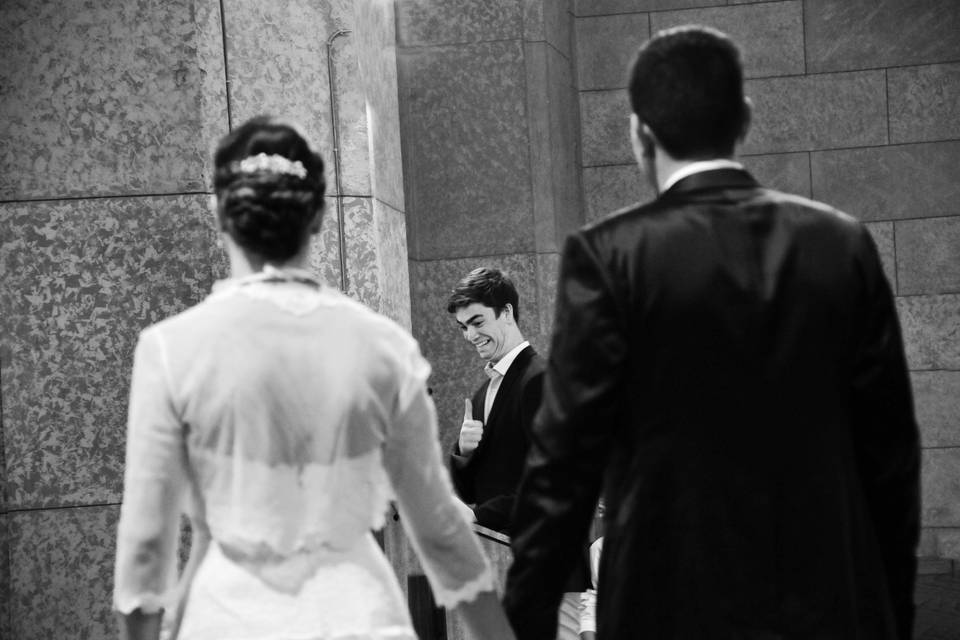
[
  {"x1": 451, "y1": 345, "x2": 544, "y2": 533},
  {"x1": 505, "y1": 169, "x2": 920, "y2": 639}
]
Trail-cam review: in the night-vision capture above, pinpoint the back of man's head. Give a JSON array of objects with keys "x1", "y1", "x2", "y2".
[{"x1": 628, "y1": 25, "x2": 748, "y2": 160}]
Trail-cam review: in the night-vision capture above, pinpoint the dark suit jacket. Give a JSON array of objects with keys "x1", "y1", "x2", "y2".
[
  {"x1": 450, "y1": 345, "x2": 545, "y2": 533},
  {"x1": 504, "y1": 169, "x2": 920, "y2": 639}
]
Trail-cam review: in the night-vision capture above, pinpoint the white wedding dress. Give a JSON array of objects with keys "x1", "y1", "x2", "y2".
[{"x1": 114, "y1": 268, "x2": 494, "y2": 639}]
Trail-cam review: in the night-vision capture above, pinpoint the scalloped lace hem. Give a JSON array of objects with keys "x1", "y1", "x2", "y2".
[
  {"x1": 114, "y1": 591, "x2": 170, "y2": 615},
  {"x1": 432, "y1": 564, "x2": 497, "y2": 609}
]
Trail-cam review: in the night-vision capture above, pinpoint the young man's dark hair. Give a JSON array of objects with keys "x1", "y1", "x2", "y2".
[
  {"x1": 628, "y1": 25, "x2": 749, "y2": 159},
  {"x1": 446, "y1": 267, "x2": 520, "y2": 323}
]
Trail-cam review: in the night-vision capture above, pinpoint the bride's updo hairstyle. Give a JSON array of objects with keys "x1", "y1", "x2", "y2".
[{"x1": 213, "y1": 116, "x2": 326, "y2": 262}]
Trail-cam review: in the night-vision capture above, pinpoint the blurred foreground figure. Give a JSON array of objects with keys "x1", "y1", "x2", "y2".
[
  {"x1": 505, "y1": 25, "x2": 920, "y2": 640},
  {"x1": 114, "y1": 116, "x2": 515, "y2": 640}
]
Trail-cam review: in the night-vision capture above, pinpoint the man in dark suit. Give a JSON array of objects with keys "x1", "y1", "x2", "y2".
[
  {"x1": 448, "y1": 267, "x2": 545, "y2": 534},
  {"x1": 505, "y1": 25, "x2": 920, "y2": 640}
]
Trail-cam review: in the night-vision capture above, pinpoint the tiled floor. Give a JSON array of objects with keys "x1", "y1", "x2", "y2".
[{"x1": 914, "y1": 572, "x2": 960, "y2": 639}]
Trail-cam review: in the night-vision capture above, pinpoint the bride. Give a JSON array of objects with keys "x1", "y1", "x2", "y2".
[{"x1": 113, "y1": 116, "x2": 515, "y2": 640}]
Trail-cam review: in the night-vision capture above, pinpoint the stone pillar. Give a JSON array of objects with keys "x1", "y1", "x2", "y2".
[{"x1": 395, "y1": 0, "x2": 581, "y2": 453}]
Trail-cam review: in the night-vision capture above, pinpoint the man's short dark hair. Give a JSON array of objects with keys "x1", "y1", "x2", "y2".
[
  {"x1": 628, "y1": 25, "x2": 748, "y2": 160},
  {"x1": 446, "y1": 267, "x2": 520, "y2": 322}
]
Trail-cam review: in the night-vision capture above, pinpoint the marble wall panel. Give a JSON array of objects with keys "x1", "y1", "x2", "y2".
[
  {"x1": 805, "y1": 0, "x2": 960, "y2": 73},
  {"x1": 536, "y1": 252, "x2": 562, "y2": 344},
  {"x1": 0, "y1": 513, "x2": 8, "y2": 640},
  {"x1": 409, "y1": 255, "x2": 542, "y2": 453},
  {"x1": 921, "y1": 448, "x2": 960, "y2": 527},
  {"x1": 524, "y1": 0, "x2": 573, "y2": 60},
  {"x1": 575, "y1": 13, "x2": 650, "y2": 91},
  {"x1": 582, "y1": 164, "x2": 653, "y2": 223},
  {"x1": 897, "y1": 294, "x2": 960, "y2": 371},
  {"x1": 355, "y1": 0, "x2": 405, "y2": 211},
  {"x1": 888, "y1": 63, "x2": 960, "y2": 145},
  {"x1": 810, "y1": 142, "x2": 960, "y2": 222},
  {"x1": 579, "y1": 89, "x2": 633, "y2": 166},
  {"x1": 222, "y1": 0, "x2": 339, "y2": 193},
  {"x1": 342, "y1": 197, "x2": 380, "y2": 310},
  {"x1": 310, "y1": 196, "x2": 346, "y2": 290},
  {"x1": 740, "y1": 152, "x2": 811, "y2": 198},
  {"x1": 527, "y1": 42, "x2": 582, "y2": 253},
  {"x1": 744, "y1": 72, "x2": 887, "y2": 155},
  {"x1": 396, "y1": 0, "x2": 522, "y2": 46},
  {"x1": 896, "y1": 217, "x2": 960, "y2": 295},
  {"x1": 0, "y1": 196, "x2": 224, "y2": 509},
  {"x1": 574, "y1": 0, "x2": 724, "y2": 15},
  {"x1": 912, "y1": 372, "x2": 960, "y2": 448},
  {"x1": 398, "y1": 42, "x2": 534, "y2": 260},
  {"x1": 651, "y1": 2, "x2": 805, "y2": 79},
  {"x1": 0, "y1": 0, "x2": 223, "y2": 199},
  {"x1": 373, "y1": 199, "x2": 412, "y2": 331},
  {"x1": 934, "y1": 528, "x2": 960, "y2": 559},
  {"x1": 863, "y1": 222, "x2": 896, "y2": 292},
  {"x1": 8, "y1": 505, "x2": 118, "y2": 640}
]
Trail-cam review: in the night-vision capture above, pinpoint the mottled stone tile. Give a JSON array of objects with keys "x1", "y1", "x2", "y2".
[
  {"x1": 0, "y1": 196, "x2": 225, "y2": 509},
  {"x1": 574, "y1": 0, "x2": 724, "y2": 15},
  {"x1": 912, "y1": 372, "x2": 960, "y2": 448},
  {"x1": 743, "y1": 71, "x2": 887, "y2": 154},
  {"x1": 536, "y1": 252, "x2": 562, "y2": 350},
  {"x1": 525, "y1": 0, "x2": 573, "y2": 60},
  {"x1": 579, "y1": 89, "x2": 633, "y2": 166},
  {"x1": 575, "y1": 13, "x2": 650, "y2": 90},
  {"x1": 889, "y1": 63, "x2": 960, "y2": 145},
  {"x1": 8, "y1": 506, "x2": 119, "y2": 640},
  {"x1": 396, "y1": 0, "x2": 522, "y2": 46},
  {"x1": 935, "y1": 528, "x2": 960, "y2": 559},
  {"x1": 409, "y1": 255, "x2": 542, "y2": 452},
  {"x1": 582, "y1": 164, "x2": 653, "y2": 223},
  {"x1": 310, "y1": 196, "x2": 346, "y2": 290},
  {"x1": 805, "y1": 0, "x2": 960, "y2": 73},
  {"x1": 810, "y1": 141, "x2": 960, "y2": 222},
  {"x1": 0, "y1": 0, "x2": 225, "y2": 199},
  {"x1": 355, "y1": 0, "x2": 405, "y2": 211},
  {"x1": 398, "y1": 42, "x2": 534, "y2": 259},
  {"x1": 921, "y1": 448, "x2": 960, "y2": 527},
  {"x1": 373, "y1": 199, "x2": 412, "y2": 331},
  {"x1": 342, "y1": 197, "x2": 380, "y2": 310},
  {"x1": 0, "y1": 513, "x2": 8, "y2": 640},
  {"x1": 651, "y1": 1, "x2": 805, "y2": 79},
  {"x1": 896, "y1": 218, "x2": 960, "y2": 295},
  {"x1": 527, "y1": 43, "x2": 582, "y2": 253},
  {"x1": 223, "y1": 0, "x2": 341, "y2": 194},
  {"x1": 863, "y1": 222, "x2": 896, "y2": 293},
  {"x1": 740, "y1": 152, "x2": 811, "y2": 198},
  {"x1": 897, "y1": 294, "x2": 960, "y2": 370}
]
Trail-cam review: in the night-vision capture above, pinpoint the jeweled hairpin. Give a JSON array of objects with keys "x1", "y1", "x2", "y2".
[{"x1": 236, "y1": 153, "x2": 307, "y2": 178}]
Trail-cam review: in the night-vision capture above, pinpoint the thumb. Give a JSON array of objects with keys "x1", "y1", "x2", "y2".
[{"x1": 464, "y1": 398, "x2": 473, "y2": 421}]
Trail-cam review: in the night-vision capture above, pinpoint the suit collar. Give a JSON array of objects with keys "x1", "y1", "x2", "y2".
[
  {"x1": 483, "y1": 345, "x2": 535, "y2": 427},
  {"x1": 661, "y1": 167, "x2": 759, "y2": 198}
]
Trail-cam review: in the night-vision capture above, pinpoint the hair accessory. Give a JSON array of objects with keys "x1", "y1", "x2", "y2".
[{"x1": 236, "y1": 153, "x2": 307, "y2": 179}]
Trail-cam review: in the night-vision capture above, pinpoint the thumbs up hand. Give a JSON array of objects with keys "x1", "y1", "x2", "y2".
[{"x1": 458, "y1": 398, "x2": 484, "y2": 456}]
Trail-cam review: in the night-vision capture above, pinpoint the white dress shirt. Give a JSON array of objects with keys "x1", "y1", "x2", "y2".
[{"x1": 482, "y1": 340, "x2": 530, "y2": 422}]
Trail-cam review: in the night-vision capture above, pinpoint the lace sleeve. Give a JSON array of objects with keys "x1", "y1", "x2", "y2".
[
  {"x1": 382, "y1": 343, "x2": 495, "y2": 609},
  {"x1": 114, "y1": 328, "x2": 189, "y2": 614}
]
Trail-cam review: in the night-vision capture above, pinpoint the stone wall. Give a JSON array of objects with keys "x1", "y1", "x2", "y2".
[{"x1": 0, "y1": 0, "x2": 409, "y2": 636}]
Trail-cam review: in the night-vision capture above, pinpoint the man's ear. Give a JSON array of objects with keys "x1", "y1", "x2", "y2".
[
  {"x1": 630, "y1": 114, "x2": 656, "y2": 160},
  {"x1": 501, "y1": 303, "x2": 516, "y2": 324},
  {"x1": 738, "y1": 96, "x2": 753, "y2": 144}
]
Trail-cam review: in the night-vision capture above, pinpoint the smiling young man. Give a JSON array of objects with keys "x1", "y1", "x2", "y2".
[{"x1": 446, "y1": 267, "x2": 545, "y2": 534}]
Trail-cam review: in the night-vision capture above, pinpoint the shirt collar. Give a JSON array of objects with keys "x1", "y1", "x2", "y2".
[
  {"x1": 661, "y1": 159, "x2": 744, "y2": 192},
  {"x1": 489, "y1": 340, "x2": 530, "y2": 377}
]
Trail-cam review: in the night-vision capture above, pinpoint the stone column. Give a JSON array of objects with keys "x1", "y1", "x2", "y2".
[{"x1": 395, "y1": 0, "x2": 581, "y2": 453}]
